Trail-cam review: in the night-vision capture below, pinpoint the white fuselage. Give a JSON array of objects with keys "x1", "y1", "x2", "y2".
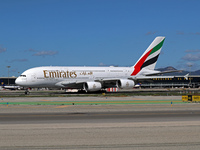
[{"x1": 15, "y1": 66, "x2": 134, "y2": 88}]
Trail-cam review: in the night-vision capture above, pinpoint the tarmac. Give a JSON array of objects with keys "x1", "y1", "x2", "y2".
[{"x1": 0, "y1": 95, "x2": 200, "y2": 150}]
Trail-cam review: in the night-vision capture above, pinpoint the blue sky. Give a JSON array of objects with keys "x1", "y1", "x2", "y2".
[{"x1": 0, "y1": 0, "x2": 200, "y2": 77}]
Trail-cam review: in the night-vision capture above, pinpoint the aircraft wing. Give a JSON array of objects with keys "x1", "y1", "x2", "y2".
[
  {"x1": 55, "y1": 78, "x2": 120, "y2": 89},
  {"x1": 54, "y1": 72, "x2": 187, "y2": 90},
  {"x1": 55, "y1": 81, "x2": 85, "y2": 89},
  {"x1": 95, "y1": 78, "x2": 121, "y2": 82}
]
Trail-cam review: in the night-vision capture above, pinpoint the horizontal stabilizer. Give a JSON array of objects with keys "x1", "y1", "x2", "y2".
[{"x1": 144, "y1": 70, "x2": 183, "y2": 76}]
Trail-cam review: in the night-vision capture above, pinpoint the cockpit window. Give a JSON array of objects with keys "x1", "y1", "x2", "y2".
[{"x1": 20, "y1": 75, "x2": 26, "y2": 77}]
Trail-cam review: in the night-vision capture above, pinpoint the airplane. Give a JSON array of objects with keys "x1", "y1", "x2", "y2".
[
  {"x1": 2, "y1": 85, "x2": 23, "y2": 90},
  {"x1": 134, "y1": 83, "x2": 141, "y2": 88},
  {"x1": 1, "y1": 80, "x2": 23, "y2": 90},
  {"x1": 15, "y1": 36, "x2": 179, "y2": 93}
]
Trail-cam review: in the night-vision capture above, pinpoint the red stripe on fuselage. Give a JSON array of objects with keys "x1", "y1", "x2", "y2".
[{"x1": 131, "y1": 49, "x2": 152, "y2": 76}]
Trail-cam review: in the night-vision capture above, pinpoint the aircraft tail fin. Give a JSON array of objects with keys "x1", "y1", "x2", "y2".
[
  {"x1": 1, "y1": 80, "x2": 5, "y2": 86},
  {"x1": 131, "y1": 36, "x2": 165, "y2": 76},
  {"x1": 184, "y1": 73, "x2": 189, "y2": 80}
]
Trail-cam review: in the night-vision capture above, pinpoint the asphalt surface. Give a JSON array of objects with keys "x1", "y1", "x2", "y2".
[
  {"x1": 0, "y1": 110, "x2": 200, "y2": 124},
  {"x1": 0, "y1": 96, "x2": 200, "y2": 150}
]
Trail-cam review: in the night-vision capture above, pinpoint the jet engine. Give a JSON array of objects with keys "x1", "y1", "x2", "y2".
[
  {"x1": 83, "y1": 82, "x2": 102, "y2": 92},
  {"x1": 117, "y1": 79, "x2": 135, "y2": 89}
]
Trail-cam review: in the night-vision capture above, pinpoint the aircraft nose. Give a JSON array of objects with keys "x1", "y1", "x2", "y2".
[
  {"x1": 15, "y1": 77, "x2": 20, "y2": 85},
  {"x1": 15, "y1": 77, "x2": 24, "y2": 86}
]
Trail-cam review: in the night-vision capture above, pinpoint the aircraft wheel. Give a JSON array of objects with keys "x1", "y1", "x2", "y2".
[{"x1": 25, "y1": 90, "x2": 30, "y2": 95}]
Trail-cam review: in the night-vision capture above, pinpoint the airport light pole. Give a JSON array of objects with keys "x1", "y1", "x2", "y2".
[
  {"x1": 188, "y1": 64, "x2": 192, "y2": 87},
  {"x1": 7, "y1": 66, "x2": 11, "y2": 85}
]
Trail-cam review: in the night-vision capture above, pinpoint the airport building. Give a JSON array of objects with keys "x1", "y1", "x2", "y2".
[
  {"x1": 0, "y1": 77, "x2": 17, "y2": 86},
  {"x1": 140, "y1": 76, "x2": 200, "y2": 88}
]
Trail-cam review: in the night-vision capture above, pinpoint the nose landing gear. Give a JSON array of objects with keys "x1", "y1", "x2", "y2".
[{"x1": 25, "y1": 88, "x2": 30, "y2": 95}]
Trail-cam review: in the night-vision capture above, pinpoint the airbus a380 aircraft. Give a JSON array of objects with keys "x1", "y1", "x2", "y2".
[{"x1": 16, "y1": 36, "x2": 176, "y2": 93}]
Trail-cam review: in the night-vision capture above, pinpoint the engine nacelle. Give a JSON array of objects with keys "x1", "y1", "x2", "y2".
[
  {"x1": 117, "y1": 79, "x2": 135, "y2": 89},
  {"x1": 83, "y1": 82, "x2": 102, "y2": 92}
]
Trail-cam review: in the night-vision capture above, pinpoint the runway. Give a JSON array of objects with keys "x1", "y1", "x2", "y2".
[
  {"x1": 0, "y1": 110, "x2": 200, "y2": 124},
  {"x1": 0, "y1": 96, "x2": 200, "y2": 150}
]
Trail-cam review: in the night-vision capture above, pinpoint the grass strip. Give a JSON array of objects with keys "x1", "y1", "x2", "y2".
[{"x1": 0, "y1": 99, "x2": 183, "y2": 105}]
